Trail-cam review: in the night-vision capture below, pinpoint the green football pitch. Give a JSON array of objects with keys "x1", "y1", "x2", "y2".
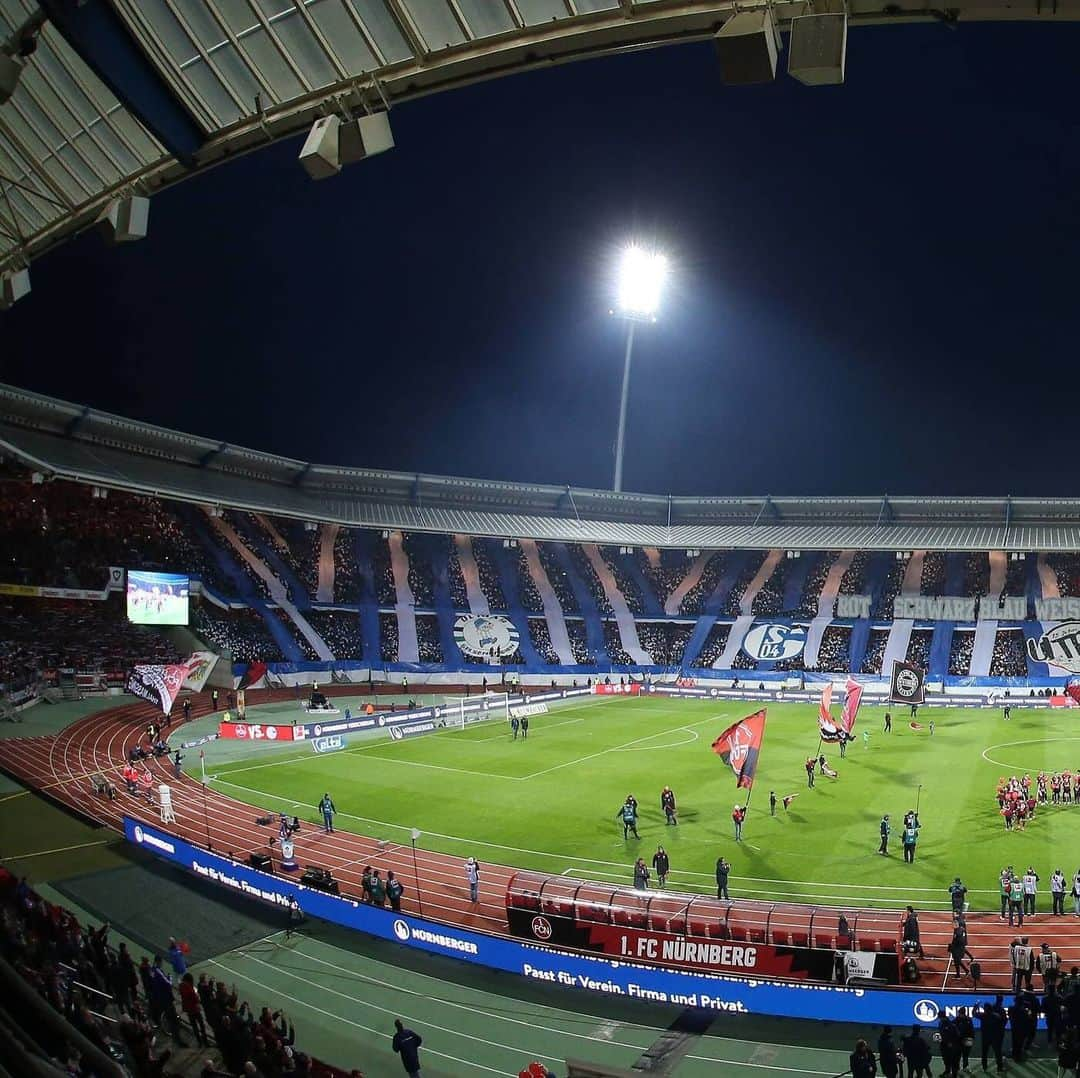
[{"x1": 205, "y1": 695, "x2": 1080, "y2": 912}]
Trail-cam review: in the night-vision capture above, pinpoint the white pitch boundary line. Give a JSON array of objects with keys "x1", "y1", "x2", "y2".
[
  {"x1": 210, "y1": 774, "x2": 979, "y2": 903},
  {"x1": 469, "y1": 716, "x2": 584, "y2": 742},
  {"x1": 213, "y1": 700, "x2": 604, "y2": 779},
  {"x1": 613, "y1": 728, "x2": 700, "y2": 752}
]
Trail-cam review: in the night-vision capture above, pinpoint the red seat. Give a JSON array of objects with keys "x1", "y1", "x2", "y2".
[
  {"x1": 791, "y1": 932, "x2": 809, "y2": 947},
  {"x1": 709, "y1": 923, "x2": 730, "y2": 940},
  {"x1": 772, "y1": 930, "x2": 790, "y2": 946},
  {"x1": 814, "y1": 934, "x2": 834, "y2": 949},
  {"x1": 688, "y1": 919, "x2": 709, "y2": 937},
  {"x1": 749, "y1": 929, "x2": 766, "y2": 944},
  {"x1": 729, "y1": 926, "x2": 748, "y2": 942},
  {"x1": 667, "y1": 917, "x2": 687, "y2": 934},
  {"x1": 879, "y1": 939, "x2": 897, "y2": 953}
]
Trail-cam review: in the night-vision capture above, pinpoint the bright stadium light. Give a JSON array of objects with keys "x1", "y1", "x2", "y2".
[
  {"x1": 611, "y1": 244, "x2": 667, "y2": 492},
  {"x1": 616, "y1": 245, "x2": 667, "y2": 320}
]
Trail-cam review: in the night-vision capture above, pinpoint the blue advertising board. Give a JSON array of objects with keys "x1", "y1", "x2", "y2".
[{"x1": 123, "y1": 817, "x2": 1004, "y2": 1028}]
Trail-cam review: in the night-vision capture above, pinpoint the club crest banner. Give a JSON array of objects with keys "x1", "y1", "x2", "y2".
[
  {"x1": 454, "y1": 614, "x2": 520, "y2": 658},
  {"x1": 889, "y1": 660, "x2": 925, "y2": 705}
]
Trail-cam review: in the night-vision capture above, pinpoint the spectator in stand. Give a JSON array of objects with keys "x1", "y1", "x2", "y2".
[{"x1": 180, "y1": 972, "x2": 210, "y2": 1046}]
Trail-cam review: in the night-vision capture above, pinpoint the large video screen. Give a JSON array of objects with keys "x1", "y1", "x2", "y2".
[{"x1": 127, "y1": 570, "x2": 189, "y2": 625}]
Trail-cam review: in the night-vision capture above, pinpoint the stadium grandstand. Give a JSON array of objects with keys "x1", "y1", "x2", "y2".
[
  {"x1": 0, "y1": 384, "x2": 1074, "y2": 687},
  {"x1": 6, "y1": 388, "x2": 1080, "y2": 1076}
]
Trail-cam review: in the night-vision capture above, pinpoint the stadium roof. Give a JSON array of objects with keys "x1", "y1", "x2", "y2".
[
  {"x1": 4, "y1": 381, "x2": 1080, "y2": 550},
  {"x1": 2, "y1": 0, "x2": 1078, "y2": 273}
]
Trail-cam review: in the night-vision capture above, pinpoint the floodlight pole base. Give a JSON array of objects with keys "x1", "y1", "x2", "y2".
[{"x1": 613, "y1": 320, "x2": 636, "y2": 493}]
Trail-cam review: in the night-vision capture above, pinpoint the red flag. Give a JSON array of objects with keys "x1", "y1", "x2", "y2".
[
  {"x1": 711, "y1": 709, "x2": 767, "y2": 790},
  {"x1": 818, "y1": 682, "x2": 833, "y2": 726},
  {"x1": 909, "y1": 720, "x2": 923, "y2": 730},
  {"x1": 841, "y1": 678, "x2": 863, "y2": 736}
]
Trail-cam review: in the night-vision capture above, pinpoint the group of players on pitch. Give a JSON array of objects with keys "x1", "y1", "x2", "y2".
[{"x1": 997, "y1": 771, "x2": 1080, "y2": 831}]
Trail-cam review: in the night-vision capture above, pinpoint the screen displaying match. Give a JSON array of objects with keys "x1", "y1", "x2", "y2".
[{"x1": 126, "y1": 570, "x2": 189, "y2": 625}]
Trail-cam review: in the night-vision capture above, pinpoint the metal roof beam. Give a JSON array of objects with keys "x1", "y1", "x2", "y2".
[{"x1": 40, "y1": 0, "x2": 203, "y2": 164}]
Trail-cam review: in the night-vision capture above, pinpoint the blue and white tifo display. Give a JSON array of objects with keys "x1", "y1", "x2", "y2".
[
  {"x1": 126, "y1": 570, "x2": 189, "y2": 625},
  {"x1": 123, "y1": 817, "x2": 1018, "y2": 1028}
]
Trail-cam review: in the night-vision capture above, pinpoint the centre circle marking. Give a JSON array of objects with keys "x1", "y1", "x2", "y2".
[{"x1": 980, "y1": 736, "x2": 1080, "y2": 771}]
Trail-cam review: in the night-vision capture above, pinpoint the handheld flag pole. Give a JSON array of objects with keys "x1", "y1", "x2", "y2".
[{"x1": 916, "y1": 783, "x2": 923, "y2": 817}]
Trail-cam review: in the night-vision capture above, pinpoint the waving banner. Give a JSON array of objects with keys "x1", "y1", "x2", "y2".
[
  {"x1": 711, "y1": 710, "x2": 767, "y2": 790},
  {"x1": 126, "y1": 663, "x2": 190, "y2": 716},
  {"x1": 841, "y1": 678, "x2": 863, "y2": 736}
]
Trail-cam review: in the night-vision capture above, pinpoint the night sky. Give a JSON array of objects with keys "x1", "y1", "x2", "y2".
[{"x1": 2, "y1": 22, "x2": 1078, "y2": 498}]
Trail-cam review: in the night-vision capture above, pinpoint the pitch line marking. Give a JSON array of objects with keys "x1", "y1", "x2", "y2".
[
  {"x1": 213, "y1": 700, "x2": 602, "y2": 778},
  {"x1": 212, "y1": 775, "x2": 980, "y2": 897},
  {"x1": 980, "y1": 735, "x2": 1080, "y2": 771},
  {"x1": 613, "y1": 728, "x2": 700, "y2": 751},
  {"x1": 520, "y1": 712, "x2": 729, "y2": 780}
]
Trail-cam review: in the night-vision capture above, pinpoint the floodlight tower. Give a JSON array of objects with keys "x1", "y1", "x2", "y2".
[{"x1": 612, "y1": 245, "x2": 667, "y2": 492}]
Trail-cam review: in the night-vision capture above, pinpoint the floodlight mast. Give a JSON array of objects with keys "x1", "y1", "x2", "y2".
[{"x1": 612, "y1": 245, "x2": 666, "y2": 492}]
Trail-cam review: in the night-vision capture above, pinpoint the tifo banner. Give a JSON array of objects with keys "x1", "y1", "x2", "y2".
[
  {"x1": 182, "y1": 651, "x2": 219, "y2": 692},
  {"x1": 741, "y1": 624, "x2": 806, "y2": 663},
  {"x1": 123, "y1": 816, "x2": 1012, "y2": 1028},
  {"x1": 889, "y1": 661, "x2": 925, "y2": 705},
  {"x1": 218, "y1": 722, "x2": 308, "y2": 742},
  {"x1": 1026, "y1": 622, "x2": 1080, "y2": 674},
  {"x1": 454, "y1": 615, "x2": 520, "y2": 659},
  {"x1": 126, "y1": 663, "x2": 190, "y2": 716}
]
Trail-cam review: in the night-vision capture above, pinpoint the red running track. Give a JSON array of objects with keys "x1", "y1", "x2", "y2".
[{"x1": 2, "y1": 697, "x2": 1078, "y2": 994}]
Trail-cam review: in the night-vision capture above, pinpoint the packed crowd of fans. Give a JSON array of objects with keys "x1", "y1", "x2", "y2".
[
  {"x1": 566, "y1": 544, "x2": 612, "y2": 614},
  {"x1": 379, "y1": 612, "x2": 398, "y2": 662},
  {"x1": 838, "y1": 550, "x2": 868, "y2": 595},
  {"x1": 872, "y1": 561, "x2": 906, "y2": 618},
  {"x1": 537, "y1": 544, "x2": 579, "y2": 614},
  {"x1": 1, "y1": 595, "x2": 182, "y2": 675},
  {"x1": 214, "y1": 514, "x2": 276, "y2": 601},
  {"x1": 949, "y1": 630, "x2": 975, "y2": 676},
  {"x1": 514, "y1": 548, "x2": 544, "y2": 613},
  {"x1": 860, "y1": 629, "x2": 889, "y2": 674},
  {"x1": 445, "y1": 538, "x2": 469, "y2": 608},
  {"x1": 1004, "y1": 555, "x2": 1027, "y2": 596},
  {"x1": 255, "y1": 516, "x2": 318, "y2": 600},
  {"x1": 1050, "y1": 554, "x2": 1080, "y2": 598},
  {"x1": 991, "y1": 629, "x2": 1028, "y2": 677},
  {"x1": 636, "y1": 621, "x2": 692, "y2": 666},
  {"x1": 678, "y1": 551, "x2": 726, "y2": 615},
  {"x1": 0, "y1": 869, "x2": 324, "y2": 1078},
  {"x1": 964, "y1": 552, "x2": 991, "y2": 597},
  {"x1": 751, "y1": 557, "x2": 786, "y2": 616},
  {"x1": 601, "y1": 620, "x2": 632, "y2": 664},
  {"x1": 528, "y1": 618, "x2": 560, "y2": 664},
  {"x1": 565, "y1": 620, "x2": 594, "y2": 664},
  {"x1": 637, "y1": 548, "x2": 686, "y2": 606},
  {"x1": 693, "y1": 623, "x2": 731, "y2": 667},
  {"x1": 332, "y1": 529, "x2": 360, "y2": 604},
  {"x1": 598, "y1": 547, "x2": 646, "y2": 615},
  {"x1": 730, "y1": 650, "x2": 757, "y2": 670},
  {"x1": 724, "y1": 554, "x2": 767, "y2": 616},
  {"x1": 906, "y1": 629, "x2": 932, "y2": 669},
  {"x1": 470, "y1": 539, "x2": 508, "y2": 611},
  {"x1": 371, "y1": 537, "x2": 396, "y2": 606},
  {"x1": 798, "y1": 552, "x2": 834, "y2": 617},
  {"x1": 192, "y1": 603, "x2": 286, "y2": 664},
  {"x1": 304, "y1": 611, "x2": 363, "y2": 660},
  {"x1": 416, "y1": 614, "x2": 443, "y2": 663},
  {"x1": 402, "y1": 534, "x2": 435, "y2": 607},
  {"x1": 920, "y1": 551, "x2": 946, "y2": 597},
  {"x1": 815, "y1": 625, "x2": 852, "y2": 673}
]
